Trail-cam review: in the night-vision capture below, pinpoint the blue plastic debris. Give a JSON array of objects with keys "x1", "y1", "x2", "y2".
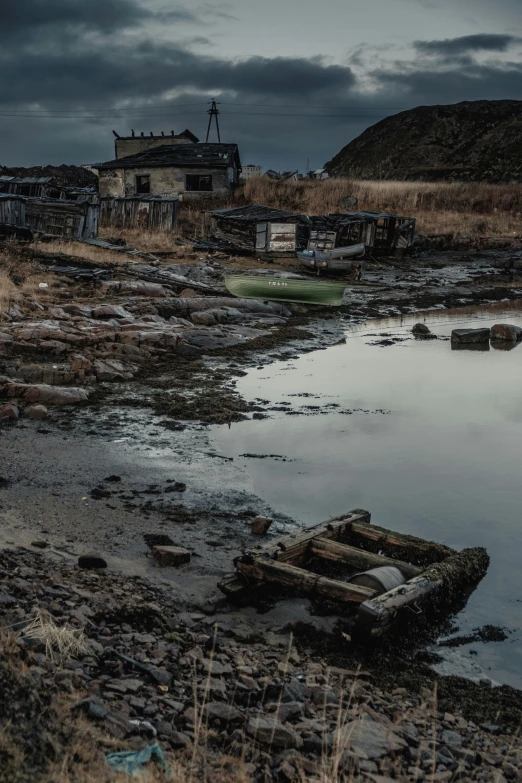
[{"x1": 106, "y1": 743, "x2": 171, "y2": 778}]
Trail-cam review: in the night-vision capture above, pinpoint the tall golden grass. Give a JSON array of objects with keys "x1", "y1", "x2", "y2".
[{"x1": 234, "y1": 178, "x2": 522, "y2": 237}]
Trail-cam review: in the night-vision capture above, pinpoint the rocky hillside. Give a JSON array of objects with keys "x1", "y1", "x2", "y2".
[{"x1": 325, "y1": 100, "x2": 522, "y2": 183}]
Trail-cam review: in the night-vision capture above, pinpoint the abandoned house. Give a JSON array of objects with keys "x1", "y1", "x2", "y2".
[
  {"x1": 200, "y1": 204, "x2": 311, "y2": 254},
  {"x1": 97, "y1": 143, "x2": 241, "y2": 200},
  {"x1": 240, "y1": 164, "x2": 263, "y2": 181},
  {"x1": 99, "y1": 196, "x2": 178, "y2": 232},
  {"x1": 112, "y1": 128, "x2": 199, "y2": 159},
  {"x1": 0, "y1": 193, "x2": 98, "y2": 240}
]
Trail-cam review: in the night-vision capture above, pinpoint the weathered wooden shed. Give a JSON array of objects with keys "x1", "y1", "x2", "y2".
[
  {"x1": 99, "y1": 196, "x2": 178, "y2": 231},
  {"x1": 308, "y1": 211, "x2": 416, "y2": 256},
  {"x1": 204, "y1": 204, "x2": 311, "y2": 255},
  {"x1": 0, "y1": 194, "x2": 98, "y2": 240}
]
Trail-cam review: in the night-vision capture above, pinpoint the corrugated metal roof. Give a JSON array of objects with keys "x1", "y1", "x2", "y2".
[
  {"x1": 99, "y1": 143, "x2": 240, "y2": 170},
  {"x1": 210, "y1": 204, "x2": 310, "y2": 223}
]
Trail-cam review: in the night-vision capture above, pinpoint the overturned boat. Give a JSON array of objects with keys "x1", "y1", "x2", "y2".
[
  {"x1": 298, "y1": 242, "x2": 365, "y2": 275},
  {"x1": 224, "y1": 274, "x2": 346, "y2": 306}
]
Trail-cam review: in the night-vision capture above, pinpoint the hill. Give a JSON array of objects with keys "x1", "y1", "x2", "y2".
[{"x1": 324, "y1": 100, "x2": 522, "y2": 183}]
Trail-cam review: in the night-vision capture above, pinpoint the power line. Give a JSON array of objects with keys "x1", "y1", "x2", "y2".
[
  {"x1": 0, "y1": 110, "x2": 398, "y2": 120},
  {"x1": 0, "y1": 103, "x2": 409, "y2": 117}
]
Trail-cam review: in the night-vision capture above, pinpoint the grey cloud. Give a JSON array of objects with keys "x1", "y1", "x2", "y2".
[
  {"x1": 415, "y1": 34, "x2": 522, "y2": 56},
  {"x1": 0, "y1": 0, "x2": 197, "y2": 41}
]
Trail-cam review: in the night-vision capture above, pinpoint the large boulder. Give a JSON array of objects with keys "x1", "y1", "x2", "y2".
[
  {"x1": 331, "y1": 718, "x2": 406, "y2": 760},
  {"x1": 1, "y1": 379, "x2": 88, "y2": 406},
  {"x1": 91, "y1": 305, "x2": 132, "y2": 320},
  {"x1": 93, "y1": 358, "x2": 135, "y2": 381},
  {"x1": 490, "y1": 323, "x2": 522, "y2": 342},
  {"x1": 451, "y1": 328, "x2": 490, "y2": 344}
]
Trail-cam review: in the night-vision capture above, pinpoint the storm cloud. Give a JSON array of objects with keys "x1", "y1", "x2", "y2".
[
  {"x1": 0, "y1": 0, "x2": 521, "y2": 169},
  {"x1": 415, "y1": 34, "x2": 522, "y2": 56}
]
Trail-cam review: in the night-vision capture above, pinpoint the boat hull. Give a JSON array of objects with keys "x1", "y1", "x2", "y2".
[{"x1": 224, "y1": 275, "x2": 346, "y2": 306}]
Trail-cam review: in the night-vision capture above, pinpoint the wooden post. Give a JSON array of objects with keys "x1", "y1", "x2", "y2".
[{"x1": 356, "y1": 547, "x2": 490, "y2": 636}]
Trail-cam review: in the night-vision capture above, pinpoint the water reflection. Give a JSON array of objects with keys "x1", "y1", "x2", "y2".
[
  {"x1": 213, "y1": 304, "x2": 522, "y2": 689},
  {"x1": 451, "y1": 342, "x2": 490, "y2": 352}
]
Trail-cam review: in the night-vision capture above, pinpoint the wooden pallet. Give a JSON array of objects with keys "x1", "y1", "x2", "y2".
[{"x1": 219, "y1": 509, "x2": 490, "y2": 636}]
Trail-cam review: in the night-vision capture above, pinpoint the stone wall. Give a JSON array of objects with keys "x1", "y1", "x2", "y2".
[{"x1": 99, "y1": 166, "x2": 233, "y2": 199}]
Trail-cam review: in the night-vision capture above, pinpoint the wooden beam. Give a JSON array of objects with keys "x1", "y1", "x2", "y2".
[
  {"x1": 356, "y1": 547, "x2": 490, "y2": 636},
  {"x1": 310, "y1": 537, "x2": 422, "y2": 580},
  {"x1": 237, "y1": 558, "x2": 376, "y2": 604},
  {"x1": 348, "y1": 522, "x2": 455, "y2": 566},
  {"x1": 245, "y1": 510, "x2": 371, "y2": 563}
]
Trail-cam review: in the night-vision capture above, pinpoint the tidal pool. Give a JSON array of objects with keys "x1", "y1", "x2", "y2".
[{"x1": 213, "y1": 304, "x2": 522, "y2": 688}]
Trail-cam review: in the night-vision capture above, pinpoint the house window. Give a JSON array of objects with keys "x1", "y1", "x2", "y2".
[
  {"x1": 185, "y1": 174, "x2": 213, "y2": 192},
  {"x1": 135, "y1": 174, "x2": 151, "y2": 195}
]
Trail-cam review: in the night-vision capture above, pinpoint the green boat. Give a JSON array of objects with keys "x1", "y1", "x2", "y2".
[{"x1": 224, "y1": 274, "x2": 346, "y2": 306}]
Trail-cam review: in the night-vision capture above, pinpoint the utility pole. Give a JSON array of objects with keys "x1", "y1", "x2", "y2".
[{"x1": 206, "y1": 99, "x2": 221, "y2": 143}]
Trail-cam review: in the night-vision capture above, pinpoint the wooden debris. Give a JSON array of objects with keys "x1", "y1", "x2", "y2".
[{"x1": 219, "y1": 508, "x2": 490, "y2": 635}]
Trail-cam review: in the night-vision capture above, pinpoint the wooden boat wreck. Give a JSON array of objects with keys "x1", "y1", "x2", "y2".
[
  {"x1": 224, "y1": 274, "x2": 346, "y2": 306},
  {"x1": 219, "y1": 509, "x2": 489, "y2": 636}
]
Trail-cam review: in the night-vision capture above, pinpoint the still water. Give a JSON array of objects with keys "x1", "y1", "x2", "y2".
[{"x1": 213, "y1": 304, "x2": 522, "y2": 689}]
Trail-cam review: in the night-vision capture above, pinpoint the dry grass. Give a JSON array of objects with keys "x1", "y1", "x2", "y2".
[
  {"x1": 97, "y1": 227, "x2": 181, "y2": 253},
  {"x1": 234, "y1": 178, "x2": 522, "y2": 237},
  {"x1": 21, "y1": 611, "x2": 90, "y2": 664},
  {"x1": 33, "y1": 239, "x2": 130, "y2": 266},
  {"x1": 0, "y1": 247, "x2": 55, "y2": 316}
]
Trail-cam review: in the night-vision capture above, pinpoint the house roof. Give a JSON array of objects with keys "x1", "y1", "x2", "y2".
[
  {"x1": 209, "y1": 204, "x2": 311, "y2": 223},
  {"x1": 99, "y1": 143, "x2": 240, "y2": 170},
  {"x1": 0, "y1": 176, "x2": 54, "y2": 185}
]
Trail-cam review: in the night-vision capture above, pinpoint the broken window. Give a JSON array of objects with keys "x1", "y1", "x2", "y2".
[
  {"x1": 135, "y1": 174, "x2": 151, "y2": 195},
  {"x1": 185, "y1": 174, "x2": 213, "y2": 192}
]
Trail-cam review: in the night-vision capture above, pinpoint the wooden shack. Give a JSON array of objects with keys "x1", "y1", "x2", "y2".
[
  {"x1": 0, "y1": 194, "x2": 98, "y2": 240},
  {"x1": 308, "y1": 212, "x2": 416, "y2": 257},
  {"x1": 99, "y1": 196, "x2": 178, "y2": 232},
  {"x1": 204, "y1": 204, "x2": 311, "y2": 255}
]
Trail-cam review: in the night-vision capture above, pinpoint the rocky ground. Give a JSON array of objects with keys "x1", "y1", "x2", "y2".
[
  {"x1": 1, "y1": 237, "x2": 522, "y2": 781},
  {"x1": 2, "y1": 547, "x2": 522, "y2": 783}
]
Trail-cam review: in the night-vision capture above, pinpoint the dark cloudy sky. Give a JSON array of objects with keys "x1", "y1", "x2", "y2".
[{"x1": 1, "y1": 0, "x2": 521, "y2": 170}]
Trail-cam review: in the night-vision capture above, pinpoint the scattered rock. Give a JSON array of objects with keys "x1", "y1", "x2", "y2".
[
  {"x1": 412, "y1": 323, "x2": 431, "y2": 336},
  {"x1": 247, "y1": 717, "x2": 303, "y2": 749},
  {"x1": 31, "y1": 540, "x2": 49, "y2": 549},
  {"x1": 151, "y1": 546, "x2": 191, "y2": 567},
  {"x1": 333, "y1": 718, "x2": 406, "y2": 759},
  {"x1": 78, "y1": 552, "x2": 108, "y2": 569},
  {"x1": 451, "y1": 328, "x2": 491, "y2": 344},
  {"x1": 0, "y1": 403, "x2": 19, "y2": 420},
  {"x1": 251, "y1": 516, "x2": 273, "y2": 535},
  {"x1": 490, "y1": 323, "x2": 522, "y2": 342},
  {"x1": 25, "y1": 404, "x2": 48, "y2": 420}
]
